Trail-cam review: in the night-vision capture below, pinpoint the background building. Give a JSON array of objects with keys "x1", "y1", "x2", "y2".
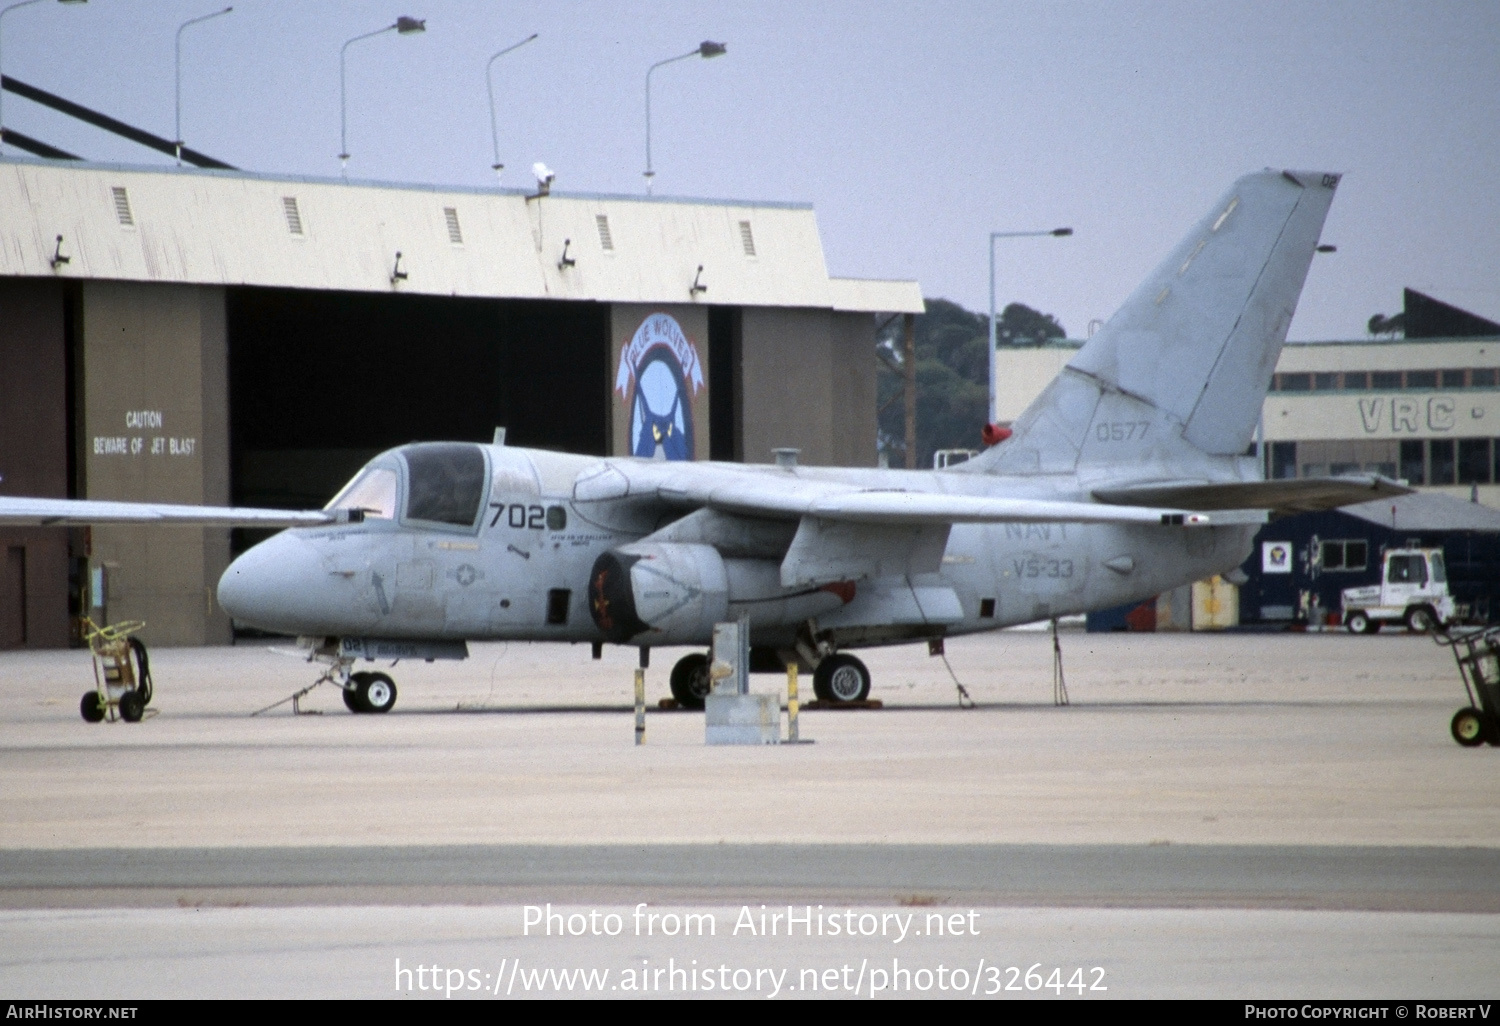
[{"x1": 0, "y1": 157, "x2": 921, "y2": 648}]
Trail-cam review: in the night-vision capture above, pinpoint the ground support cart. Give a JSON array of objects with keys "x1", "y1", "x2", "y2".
[
  {"x1": 79, "y1": 619, "x2": 154, "y2": 723},
  {"x1": 1436, "y1": 625, "x2": 1500, "y2": 747}
]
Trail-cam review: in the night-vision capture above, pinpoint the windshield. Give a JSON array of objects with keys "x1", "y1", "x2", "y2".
[
  {"x1": 403, "y1": 443, "x2": 487, "y2": 527},
  {"x1": 1387, "y1": 554, "x2": 1427, "y2": 585},
  {"x1": 1430, "y1": 552, "x2": 1447, "y2": 583},
  {"x1": 326, "y1": 466, "x2": 398, "y2": 519}
]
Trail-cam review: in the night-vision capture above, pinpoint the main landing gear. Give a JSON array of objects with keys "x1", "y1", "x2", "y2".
[
  {"x1": 667, "y1": 649, "x2": 871, "y2": 709},
  {"x1": 812, "y1": 652, "x2": 872, "y2": 703},
  {"x1": 669, "y1": 653, "x2": 713, "y2": 709}
]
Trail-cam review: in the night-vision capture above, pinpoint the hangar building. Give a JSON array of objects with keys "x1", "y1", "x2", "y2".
[{"x1": 0, "y1": 157, "x2": 921, "y2": 649}]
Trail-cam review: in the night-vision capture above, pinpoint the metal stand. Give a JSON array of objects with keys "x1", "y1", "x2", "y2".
[
  {"x1": 634, "y1": 661, "x2": 646, "y2": 746},
  {"x1": 784, "y1": 664, "x2": 813, "y2": 744}
]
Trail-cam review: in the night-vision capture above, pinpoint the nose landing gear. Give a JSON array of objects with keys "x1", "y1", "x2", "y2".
[
  {"x1": 252, "y1": 638, "x2": 400, "y2": 715},
  {"x1": 344, "y1": 671, "x2": 398, "y2": 714}
]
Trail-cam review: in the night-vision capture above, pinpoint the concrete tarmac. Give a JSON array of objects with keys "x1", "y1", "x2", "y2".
[{"x1": 2, "y1": 628, "x2": 1496, "y2": 998}]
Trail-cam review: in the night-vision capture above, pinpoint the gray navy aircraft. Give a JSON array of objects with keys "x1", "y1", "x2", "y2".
[{"x1": 0, "y1": 169, "x2": 1409, "y2": 713}]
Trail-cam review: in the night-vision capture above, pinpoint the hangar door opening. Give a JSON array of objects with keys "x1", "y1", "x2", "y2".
[{"x1": 227, "y1": 289, "x2": 609, "y2": 516}]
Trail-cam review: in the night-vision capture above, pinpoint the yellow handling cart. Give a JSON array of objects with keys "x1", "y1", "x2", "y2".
[{"x1": 80, "y1": 619, "x2": 154, "y2": 723}]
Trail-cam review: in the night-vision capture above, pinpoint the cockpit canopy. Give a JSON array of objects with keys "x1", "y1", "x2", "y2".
[{"x1": 327, "y1": 442, "x2": 488, "y2": 528}]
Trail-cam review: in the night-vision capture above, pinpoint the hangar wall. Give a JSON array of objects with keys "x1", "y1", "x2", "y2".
[
  {"x1": 82, "y1": 281, "x2": 231, "y2": 645},
  {"x1": 739, "y1": 308, "x2": 877, "y2": 467},
  {"x1": 2, "y1": 158, "x2": 917, "y2": 646},
  {"x1": 0, "y1": 279, "x2": 71, "y2": 648}
]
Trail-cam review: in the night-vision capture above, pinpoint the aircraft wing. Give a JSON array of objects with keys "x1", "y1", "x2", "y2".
[
  {"x1": 0, "y1": 496, "x2": 346, "y2": 528},
  {"x1": 585, "y1": 460, "x2": 1216, "y2": 589},
  {"x1": 615, "y1": 463, "x2": 1211, "y2": 526},
  {"x1": 1091, "y1": 474, "x2": 1412, "y2": 516}
]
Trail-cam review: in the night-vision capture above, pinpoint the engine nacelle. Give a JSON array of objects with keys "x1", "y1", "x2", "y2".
[{"x1": 588, "y1": 542, "x2": 728, "y2": 645}]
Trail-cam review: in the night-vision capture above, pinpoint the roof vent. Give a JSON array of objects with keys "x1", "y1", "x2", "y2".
[
  {"x1": 282, "y1": 196, "x2": 303, "y2": 235},
  {"x1": 111, "y1": 187, "x2": 134, "y2": 226},
  {"x1": 444, "y1": 207, "x2": 463, "y2": 245},
  {"x1": 596, "y1": 214, "x2": 614, "y2": 251},
  {"x1": 738, "y1": 220, "x2": 756, "y2": 257}
]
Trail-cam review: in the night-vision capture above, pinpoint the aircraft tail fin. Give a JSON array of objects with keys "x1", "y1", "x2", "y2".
[{"x1": 969, "y1": 169, "x2": 1339, "y2": 478}]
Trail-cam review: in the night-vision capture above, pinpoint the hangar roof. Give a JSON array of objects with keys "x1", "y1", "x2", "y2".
[{"x1": 0, "y1": 156, "x2": 922, "y2": 313}]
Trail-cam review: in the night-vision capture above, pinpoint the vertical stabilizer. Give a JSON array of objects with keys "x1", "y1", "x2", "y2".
[{"x1": 973, "y1": 169, "x2": 1339, "y2": 476}]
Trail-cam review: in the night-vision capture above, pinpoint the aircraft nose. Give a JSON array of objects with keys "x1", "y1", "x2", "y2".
[{"x1": 217, "y1": 531, "x2": 333, "y2": 634}]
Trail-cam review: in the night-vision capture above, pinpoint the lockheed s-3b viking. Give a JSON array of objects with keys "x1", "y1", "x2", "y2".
[{"x1": 0, "y1": 169, "x2": 1408, "y2": 713}]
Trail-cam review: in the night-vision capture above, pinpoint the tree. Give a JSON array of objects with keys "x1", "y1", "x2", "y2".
[{"x1": 877, "y1": 299, "x2": 1065, "y2": 467}]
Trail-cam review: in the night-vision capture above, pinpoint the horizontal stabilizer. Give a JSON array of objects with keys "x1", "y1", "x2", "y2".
[
  {"x1": 0, "y1": 496, "x2": 346, "y2": 528},
  {"x1": 1092, "y1": 474, "x2": 1412, "y2": 516}
]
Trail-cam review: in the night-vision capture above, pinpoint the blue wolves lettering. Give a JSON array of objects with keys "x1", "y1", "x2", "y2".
[{"x1": 615, "y1": 314, "x2": 704, "y2": 461}]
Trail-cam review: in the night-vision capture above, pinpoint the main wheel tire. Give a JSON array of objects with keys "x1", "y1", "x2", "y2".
[
  {"x1": 343, "y1": 673, "x2": 369, "y2": 713},
  {"x1": 118, "y1": 690, "x2": 145, "y2": 723},
  {"x1": 814, "y1": 653, "x2": 871, "y2": 703},
  {"x1": 357, "y1": 672, "x2": 397, "y2": 714},
  {"x1": 1452, "y1": 707, "x2": 1487, "y2": 747},
  {"x1": 1406, "y1": 606, "x2": 1437, "y2": 633},
  {"x1": 80, "y1": 691, "x2": 105, "y2": 723},
  {"x1": 669, "y1": 653, "x2": 712, "y2": 710},
  {"x1": 1346, "y1": 611, "x2": 1371, "y2": 634}
]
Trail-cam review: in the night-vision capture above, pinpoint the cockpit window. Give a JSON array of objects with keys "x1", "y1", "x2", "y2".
[
  {"x1": 327, "y1": 466, "x2": 398, "y2": 519},
  {"x1": 403, "y1": 443, "x2": 487, "y2": 527}
]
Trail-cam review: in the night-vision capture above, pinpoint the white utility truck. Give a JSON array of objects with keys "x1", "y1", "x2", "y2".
[{"x1": 1342, "y1": 547, "x2": 1455, "y2": 634}]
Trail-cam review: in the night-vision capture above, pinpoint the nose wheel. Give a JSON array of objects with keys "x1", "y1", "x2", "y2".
[{"x1": 344, "y1": 671, "x2": 398, "y2": 714}]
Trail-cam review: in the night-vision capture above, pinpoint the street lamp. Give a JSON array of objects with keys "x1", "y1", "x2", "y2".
[
  {"x1": 0, "y1": 0, "x2": 85, "y2": 157},
  {"x1": 339, "y1": 15, "x2": 425, "y2": 175},
  {"x1": 643, "y1": 40, "x2": 725, "y2": 194},
  {"x1": 988, "y1": 227, "x2": 1072, "y2": 424},
  {"x1": 485, "y1": 32, "x2": 536, "y2": 184},
  {"x1": 175, "y1": 6, "x2": 232, "y2": 166}
]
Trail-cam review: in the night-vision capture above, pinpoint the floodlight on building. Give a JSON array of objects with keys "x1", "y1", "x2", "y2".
[
  {"x1": 643, "y1": 40, "x2": 726, "y2": 194},
  {"x1": 175, "y1": 7, "x2": 233, "y2": 166},
  {"x1": 339, "y1": 15, "x2": 426, "y2": 175},
  {"x1": 988, "y1": 227, "x2": 1074, "y2": 422},
  {"x1": 485, "y1": 32, "x2": 537, "y2": 184}
]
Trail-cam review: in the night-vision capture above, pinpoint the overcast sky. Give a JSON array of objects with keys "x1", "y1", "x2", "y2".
[{"x1": 4, "y1": 0, "x2": 1496, "y2": 340}]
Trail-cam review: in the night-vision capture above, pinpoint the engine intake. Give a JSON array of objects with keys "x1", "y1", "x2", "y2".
[{"x1": 588, "y1": 543, "x2": 728, "y2": 645}]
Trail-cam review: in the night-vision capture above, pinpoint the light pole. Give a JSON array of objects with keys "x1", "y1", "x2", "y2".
[
  {"x1": 485, "y1": 32, "x2": 536, "y2": 184},
  {"x1": 988, "y1": 227, "x2": 1072, "y2": 424},
  {"x1": 175, "y1": 6, "x2": 232, "y2": 166},
  {"x1": 340, "y1": 15, "x2": 425, "y2": 175},
  {"x1": 643, "y1": 40, "x2": 725, "y2": 194},
  {"x1": 0, "y1": 0, "x2": 85, "y2": 157}
]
